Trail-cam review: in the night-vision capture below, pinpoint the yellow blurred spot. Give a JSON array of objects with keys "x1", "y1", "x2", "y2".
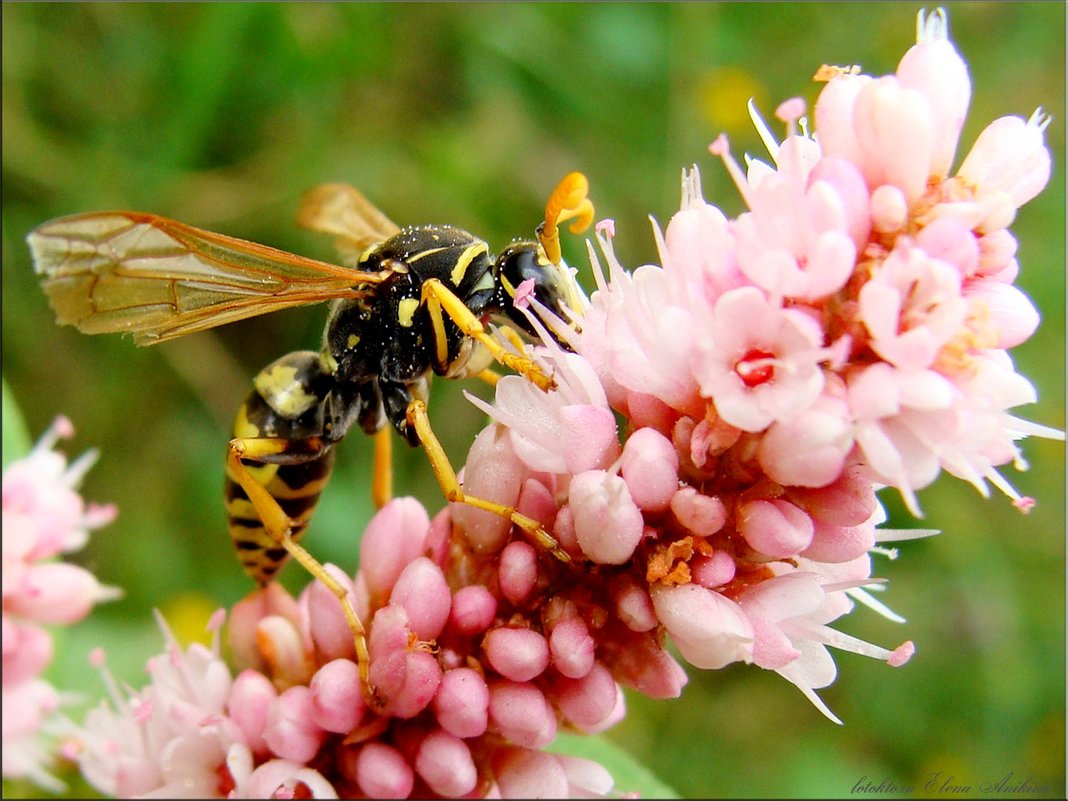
[
  {"x1": 698, "y1": 66, "x2": 766, "y2": 132},
  {"x1": 160, "y1": 591, "x2": 220, "y2": 647}
]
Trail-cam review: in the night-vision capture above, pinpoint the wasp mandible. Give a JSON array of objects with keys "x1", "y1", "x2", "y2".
[{"x1": 27, "y1": 173, "x2": 595, "y2": 701}]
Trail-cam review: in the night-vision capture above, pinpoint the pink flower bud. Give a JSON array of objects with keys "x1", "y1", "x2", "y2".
[
  {"x1": 814, "y1": 72, "x2": 871, "y2": 167},
  {"x1": 560, "y1": 404, "x2": 622, "y2": 474},
  {"x1": 604, "y1": 631, "x2": 687, "y2": 699},
  {"x1": 309, "y1": 658, "x2": 366, "y2": 734},
  {"x1": 625, "y1": 389, "x2": 678, "y2": 433},
  {"x1": 359, "y1": 497, "x2": 430, "y2": 605},
  {"x1": 620, "y1": 428, "x2": 679, "y2": 513},
  {"x1": 802, "y1": 519, "x2": 876, "y2": 563},
  {"x1": 896, "y1": 30, "x2": 970, "y2": 179},
  {"x1": 485, "y1": 627, "x2": 550, "y2": 682},
  {"x1": 433, "y1": 667, "x2": 489, "y2": 738},
  {"x1": 651, "y1": 584, "x2": 753, "y2": 670},
  {"x1": 256, "y1": 615, "x2": 311, "y2": 687},
  {"x1": 870, "y1": 184, "x2": 909, "y2": 233},
  {"x1": 453, "y1": 424, "x2": 526, "y2": 555},
  {"x1": 369, "y1": 605, "x2": 442, "y2": 719},
  {"x1": 854, "y1": 76, "x2": 934, "y2": 203},
  {"x1": 516, "y1": 476, "x2": 558, "y2": 530},
  {"x1": 788, "y1": 465, "x2": 878, "y2": 527},
  {"x1": 228, "y1": 584, "x2": 301, "y2": 673},
  {"x1": 958, "y1": 114, "x2": 1051, "y2": 208},
  {"x1": 738, "y1": 499, "x2": 815, "y2": 557},
  {"x1": 549, "y1": 616, "x2": 596, "y2": 678},
  {"x1": 488, "y1": 679, "x2": 557, "y2": 748},
  {"x1": 415, "y1": 729, "x2": 477, "y2": 797},
  {"x1": 553, "y1": 663, "x2": 621, "y2": 733},
  {"x1": 551, "y1": 504, "x2": 579, "y2": 555},
  {"x1": 963, "y1": 279, "x2": 1040, "y2": 349},
  {"x1": 976, "y1": 229, "x2": 1018, "y2": 276},
  {"x1": 915, "y1": 217, "x2": 979, "y2": 277},
  {"x1": 612, "y1": 576, "x2": 658, "y2": 632},
  {"x1": 448, "y1": 585, "x2": 497, "y2": 636},
  {"x1": 264, "y1": 686, "x2": 326, "y2": 764},
  {"x1": 494, "y1": 747, "x2": 569, "y2": 799},
  {"x1": 1, "y1": 621, "x2": 52, "y2": 685},
  {"x1": 758, "y1": 395, "x2": 853, "y2": 488},
  {"x1": 808, "y1": 156, "x2": 872, "y2": 251},
  {"x1": 389, "y1": 557, "x2": 451, "y2": 641},
  {"x1": 669, "y1": 487, "x2": 726, "y2": 537},
  {"x1": 568, "y1": 470, "x2": 643, "y2": 565},
  {"x1": 355, "y1": 742, "x2": 414, "y2": 799},
  {"x1": 691, "y1": 549, "x2": 736, "y2": 588},
  {"x1": 230, "y1": 669, "x2": 278, "y2": 756},
  {"x1": 498, "y1": 541, "x2": 539, "y2": 605},
  {"x1": 7, "y1": 562, "x2": 113, "y2": 624},
  {"x1": 378, "y1": 649, "x2": 442, "y2": 720},
  {"x1": 305, "y1": 564, "x2": 357, "y2": 663}
]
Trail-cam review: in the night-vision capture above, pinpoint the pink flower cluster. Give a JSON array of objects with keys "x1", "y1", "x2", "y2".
[
  {"x1": 60, "y1": 9, "x2": 1060, "y2": 799},
  {"x1": 2, "y1": 416, "x2": 117, "y2": 791},
  {"x1": 463, "y1": 8, "x2": 1056, "y2": 718},
  {"x1": 71, "y1": 499, "x2": 620, "y2": 799}
]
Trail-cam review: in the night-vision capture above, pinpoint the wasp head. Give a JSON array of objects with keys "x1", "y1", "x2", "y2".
[{"x1": 490, "y1": 241, "x2": 583, "y2": 347}]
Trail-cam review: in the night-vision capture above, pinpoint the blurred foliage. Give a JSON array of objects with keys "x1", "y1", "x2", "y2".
[{"x1": 2, "y1": 3, "x2": 1063, "y2": 798}]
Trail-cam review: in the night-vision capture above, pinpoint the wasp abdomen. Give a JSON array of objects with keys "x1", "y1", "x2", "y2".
[{"x1": 224, "y1": 351, "x2": 336, "y2": 585}]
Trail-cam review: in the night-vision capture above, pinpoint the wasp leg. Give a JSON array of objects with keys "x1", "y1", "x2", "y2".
[
  {"x1": 474, "y1": 368, "x2": 502, "y2": 388},
  {"x1": 371, "y1": 426, "x2": 393, "y2": 508},
  {"x1": 405, "y1": 399, "x2": 572, "y2": 564},
  {"x1": 421, "y1": 278, "x2": 555, "y2": 392},
  {"x1": 226, "y1": 436, "x2": 375, "y2": 702}
]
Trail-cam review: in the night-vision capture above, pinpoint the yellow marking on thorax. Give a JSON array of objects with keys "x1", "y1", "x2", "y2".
[
  {"x1": 347, "y1": 333, "x2": 360, "y2": 349},
  {"x1": 450, "y1": 242, "x2": 489, "y2": 286},
  {"x1": 408, "y1": 246, "x2": 448, "y2": 263},
  {"x1": 398, "y1": 297, "x2": 420, "y2": 327}
]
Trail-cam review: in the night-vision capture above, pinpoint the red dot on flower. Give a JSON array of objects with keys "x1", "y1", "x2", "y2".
[{"x1": 735, "y1": 348, "x2": 777, "y2": 387}]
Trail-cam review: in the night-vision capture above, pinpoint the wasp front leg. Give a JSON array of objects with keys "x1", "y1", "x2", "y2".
[
  {"x1": 420, "y1": 278, "x2": 555, "y2": 392},
  {"x1": 405, "y1": 399, "x2": 572, "y2": 564},
  {"x1": 225, "y1": 435, "x2": 374, "y2": 701}
]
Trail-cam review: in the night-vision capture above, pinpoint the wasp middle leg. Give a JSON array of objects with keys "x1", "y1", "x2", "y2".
[{"x1": 405, "y1": 399, "x2": 573, "y2": 564}]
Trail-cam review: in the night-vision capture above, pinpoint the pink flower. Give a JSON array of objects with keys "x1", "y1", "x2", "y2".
[
  {"x1": 2, "y1": 417, "x2": 117, "y2": 792},
  {"x1": 859, "y1": 242, "x2": 967, "y2": 371},
  {"x1": 695, "y1": 286, "x2": 826, "y2": 432},
  {"x1": 452, "y1": 6, "x2": 1058, "y2": 730},
  {"x1": 737, "y1": 570, "x2": 914, "y2": 724}
]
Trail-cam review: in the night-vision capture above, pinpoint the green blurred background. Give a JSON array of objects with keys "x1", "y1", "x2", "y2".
[{"x1": 2, "y1": 3, "x2": 1063, "y2": 798}]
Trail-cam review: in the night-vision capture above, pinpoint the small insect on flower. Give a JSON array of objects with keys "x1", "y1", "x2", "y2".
[{"x1": 26, "y1": 173, "x2": 595, "y2": 708}]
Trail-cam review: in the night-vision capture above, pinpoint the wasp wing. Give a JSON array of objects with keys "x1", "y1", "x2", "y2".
[
  {"x1": 27, "y1": 211, "x2": 387, "y2": 346},
  {"x1": 296, "y1": 183, "x2": 402, "y2": 261}
]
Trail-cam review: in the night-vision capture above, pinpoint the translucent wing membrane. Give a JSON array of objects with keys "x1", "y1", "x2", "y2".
[
  {"x1": 296, "y1": 183, "x2": 402, "y2": 261},
  {"x1": 28, "y1": 212, "x2": 384, "y2": 345}
]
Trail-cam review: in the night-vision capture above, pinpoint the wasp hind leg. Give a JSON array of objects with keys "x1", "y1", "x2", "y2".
[
  {"x1": 405, "y1": 399, "x2": 572, "y2": 564},
  {"x1": 226, "y1": 435, "x2": 375, "y2": 702}
]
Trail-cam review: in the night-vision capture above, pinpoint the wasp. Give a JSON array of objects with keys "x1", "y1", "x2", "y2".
[{"x1": 27, "y1": 173, "x2": 594, "y2": 699}]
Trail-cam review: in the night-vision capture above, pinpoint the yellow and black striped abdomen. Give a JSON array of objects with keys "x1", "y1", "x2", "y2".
[
  {"x1": 224, "y1": 449, "x2": 335, "y2": 584},
  {"x1": 225, "y1": 351, "x2": 336, "y2": 585}
]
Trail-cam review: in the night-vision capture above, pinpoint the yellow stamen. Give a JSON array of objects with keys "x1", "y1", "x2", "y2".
[{"x1": 538, "y1": 172, "x2": 595, "y2": 265}]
